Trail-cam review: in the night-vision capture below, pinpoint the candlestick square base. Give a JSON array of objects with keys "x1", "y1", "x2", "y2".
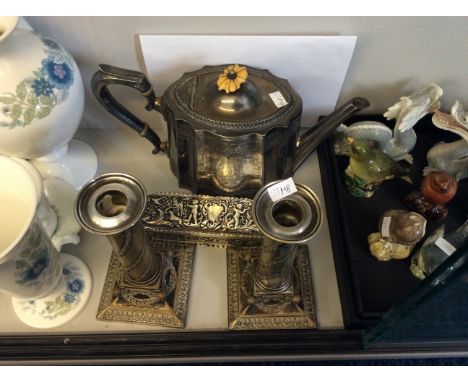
[
  {"x1": 96, "y1": 235, "x2": 195, "y2": 329},
  {"x1": 227, "y1": 244, "x2": 317, "y2": 330}
]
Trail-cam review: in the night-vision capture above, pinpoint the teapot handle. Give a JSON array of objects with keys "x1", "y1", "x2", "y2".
[{"x1": 91, "y1": 64, "x2": 165, "y2": 154}]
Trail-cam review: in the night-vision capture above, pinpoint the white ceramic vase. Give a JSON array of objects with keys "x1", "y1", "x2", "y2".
[{"x1": 0, "y1": 16, "x2": 97, "y2": 190}]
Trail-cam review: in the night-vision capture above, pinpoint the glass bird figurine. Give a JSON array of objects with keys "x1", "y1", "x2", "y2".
[
  {"x1": 426, "y1": 100, "x2": 468, "y2": 181},
  {"x1": 336, "y1": 83, "x2": 443, "y2": 163},
  {"x1": 344, "y1": 138, "x2": 412, "y2": 198}
]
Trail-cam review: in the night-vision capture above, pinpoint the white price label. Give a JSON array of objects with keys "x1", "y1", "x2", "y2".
[
  {"x1": 435, "y1": 237, "x2": 457, "y2": 256},
  {"x1": 269, "y1": 91, "x2": 288, "y2": 108},
  {"x1": 381, "y1": 216, "x2": 392, "y2": 238},
  {"x1": 267, "y1": 178, "x2": 297, "y2": 202}
]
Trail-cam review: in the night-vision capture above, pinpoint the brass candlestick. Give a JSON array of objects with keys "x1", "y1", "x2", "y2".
[
  {"x1": 75, "y1": 173, "x2": 195, "y2": 328},
  {"x1": 227, "y1": 181, "x2": 322, "y2": 330}
]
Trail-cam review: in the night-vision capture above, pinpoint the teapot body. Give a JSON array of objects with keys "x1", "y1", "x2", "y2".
[
  {"x1": 159, "y1": 65, "x2": 303, "y2": 196},
  {"x1": 92, "y1": 63, "x2": 369, "y2": 196},
  {"x1": 161, "y1": 96, "x2": 301, "y2": 196},
  {"x1": 93, "y1": 64, "x2": 303, "y2": 197}
]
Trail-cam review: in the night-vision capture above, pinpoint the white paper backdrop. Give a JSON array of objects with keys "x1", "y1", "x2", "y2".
[{"x1": 140, "y1": 35, "x2": 357, "y2": 127}]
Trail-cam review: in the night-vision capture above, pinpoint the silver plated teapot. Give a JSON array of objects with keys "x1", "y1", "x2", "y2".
[{"x1": 92, "y1": 63, "x2": 369, "y2": 196}]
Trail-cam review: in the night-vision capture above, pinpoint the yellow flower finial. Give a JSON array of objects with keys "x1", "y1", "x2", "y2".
[{"x1": 217, "y1": 64, "x2": 248, "y2": 94}]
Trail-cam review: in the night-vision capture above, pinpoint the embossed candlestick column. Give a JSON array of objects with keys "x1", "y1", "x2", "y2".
[
  {"x1": 75, "y1": 173, "x2": 195, "y2": 328},
  {"x1": 227, "y1": 180, "x2": 323, "y2": 330}
]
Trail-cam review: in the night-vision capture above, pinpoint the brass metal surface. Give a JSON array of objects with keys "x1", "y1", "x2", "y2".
[{"x1": 227, "y1": 245, "x2": 316, "y2": 330}]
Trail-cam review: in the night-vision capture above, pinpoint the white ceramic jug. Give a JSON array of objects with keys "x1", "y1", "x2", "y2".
[
  {"x1": 0, "y1": 155, "x2": 92, "y2": 328},
  {"x1": 0, "y1": 156, "x2": 61, "y2": 299}
]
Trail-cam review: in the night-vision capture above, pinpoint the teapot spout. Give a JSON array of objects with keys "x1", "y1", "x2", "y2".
[{"x1": 293, "y1": 97, "x2": 370, "y2": 171}]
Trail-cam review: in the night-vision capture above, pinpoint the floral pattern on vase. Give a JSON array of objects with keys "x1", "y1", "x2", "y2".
[
  {"x1": 0, "y1": 37, "x2": 74, "y2": 129},
  {"x1": 19, "y1": 260, "x2": 86, "y2": 320},
  {"x1": 14, "y1": 218, "x2": 61, "y2": 291}
]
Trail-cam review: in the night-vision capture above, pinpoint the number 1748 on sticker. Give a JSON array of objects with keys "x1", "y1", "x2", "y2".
[{"x1": 267, "y1": 178, "x2": 298, "y2": 202}]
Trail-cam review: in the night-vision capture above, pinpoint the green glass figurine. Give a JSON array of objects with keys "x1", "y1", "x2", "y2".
[{"x1": 345, "y1": 138, "x2": 412, "y2": 198}]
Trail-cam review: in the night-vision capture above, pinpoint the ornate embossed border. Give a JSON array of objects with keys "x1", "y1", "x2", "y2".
[
  {"x1": 96, "y1": 241, "x2": 195, "y2": 328},
  {"x1": 227, "y1": 245, "x2": 317, "y2": 330},
  {"x1": 143, "y1": 193, "x2": 262, "y2": 248},
  {"x1": 165, "y1": 65, "x2": 302, "y2": 131}
]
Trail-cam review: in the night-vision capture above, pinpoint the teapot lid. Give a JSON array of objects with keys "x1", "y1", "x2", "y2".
[{"x1": 163, "y1": 64, "x2": 302, "y2": 136}]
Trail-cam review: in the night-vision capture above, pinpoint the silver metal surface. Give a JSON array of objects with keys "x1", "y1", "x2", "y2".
[
  {"x1": 96, "y1": 240, "x2": 195, "y2": 328},
  {"x1": 254, "y1": 238, "x2": 297, "y2": 293},
  {"x1": 75, "y1": 173, "x2": 147, "y2": 235},
  {"x1": 92, "y1": 63, "x2": 369, "y2": 196},
  {"x1": 76, "y1": 173, "x2": 322, "y2": 330},
  {"x1": 227, "y1": 181, "x2": 323, "y2": 330},
  {"x1": 199, "y1": 80, "x2": 263, "y2": 120},
  {"x1": 227, "y1": 245, "x2": 316, "y2": 330},
  {"x1": 252, "y1": 181, "x2": 323, "y2": 244},
  {"x1": 75, "y1": 173, "x2": 195, "y2": 328},
  {"x1": 142, "y1": 192, "x2": 262, "y2": 248}
]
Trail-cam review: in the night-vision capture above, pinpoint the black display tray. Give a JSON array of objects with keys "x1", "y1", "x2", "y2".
[{"x1": 317, "y1": 114, "x2": 468, "y2": 329}]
